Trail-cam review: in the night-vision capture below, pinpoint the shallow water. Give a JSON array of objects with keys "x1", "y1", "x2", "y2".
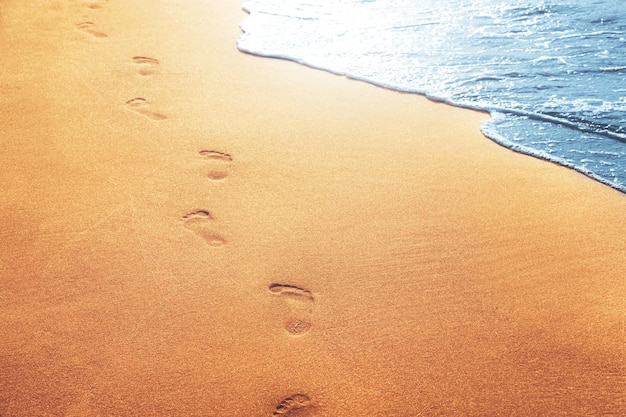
[{"x1": 238, "y1": 0, "x2": 626, "y2": 193}]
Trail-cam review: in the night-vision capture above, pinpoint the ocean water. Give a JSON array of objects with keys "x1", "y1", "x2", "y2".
[{"x1": 237, "y1": 0, "x2": 626, "y2": 193}]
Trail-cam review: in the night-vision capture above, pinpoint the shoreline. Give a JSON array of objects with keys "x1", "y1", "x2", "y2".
[
  {"x1": 1, "y1": 0, "x2": 625, "y2": 416},
  {"x1": 238, "y1": 5, "x2": 626, "y2": 197},
  {"x1": 241, "y1": 45, "x2": 626, "y2": 196},
  {"x1": 236, "y1": 49, "x2": 626, "y2": 197}
]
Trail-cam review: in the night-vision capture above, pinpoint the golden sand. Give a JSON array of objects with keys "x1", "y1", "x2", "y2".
[{"x1": 1, "y1": 0, "x2": 624, "y2": 415}]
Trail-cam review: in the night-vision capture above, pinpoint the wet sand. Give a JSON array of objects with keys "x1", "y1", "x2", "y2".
[{"x1": 1, "y1": 0, "x2": 625, "y2": 415}]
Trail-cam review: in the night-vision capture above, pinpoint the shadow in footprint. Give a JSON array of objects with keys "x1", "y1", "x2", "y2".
[
  {"x1": 182, "y1": 210, "x2": 226, "y2": 247},
  {"x1": 132, "y1": 56, "x2": 160, "y2": 76},
  {"x1": 199, "y1": 150, "x2": 233, "y2": 181},
  {"x1": 75, "y1": 21, "x2": 108, "y2": 38},
  {"x1": 273, "y1": 394, "x2": 312, "y2": 416},
  {"x1": 269, "y1": 284, "x2": 314, "y2": 336},
  {"x1": 124, "y1": 98, "x2": 167, "y2": 121}
]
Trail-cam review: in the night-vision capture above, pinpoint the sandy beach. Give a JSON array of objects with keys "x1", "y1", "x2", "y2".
[{"x1": 1, "y1": 0, "x2": 625, "y2": 415}]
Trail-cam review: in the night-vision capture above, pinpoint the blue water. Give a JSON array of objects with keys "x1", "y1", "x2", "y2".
[{"x1": 238, "y1": 0, "x2": 626, "y2": 193}]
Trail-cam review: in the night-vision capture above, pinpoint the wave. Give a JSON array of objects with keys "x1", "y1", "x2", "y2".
[{"x1": 239, "y1": 0, "x2": 626, "y2": 195}]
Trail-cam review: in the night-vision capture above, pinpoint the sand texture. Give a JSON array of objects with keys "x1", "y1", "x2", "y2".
[{"x1": 1, "y1": 0, "x2": 625, "y2": 415}]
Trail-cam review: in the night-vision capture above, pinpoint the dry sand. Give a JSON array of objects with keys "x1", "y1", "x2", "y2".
[{"x1": 1, "y1": 0, "x2": 625, "y2": 415}]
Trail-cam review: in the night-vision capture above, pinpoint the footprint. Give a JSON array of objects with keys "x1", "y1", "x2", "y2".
[
  {"x1": 182, "y1": 210, "x2": 226, "y2": 247},
  {"x1": 124, "y1": 98, "x2": 167, "y2": 121},
  {"x1": 84, "y1": 0, "x2": 108, "y2": 9},
  {"x1": 75, "y1": 21, "x2": 108, "y2": 38},
  {"x1": 273, "y1": 394, "x2": 312, "y2": 416},
  {"x1": 269, "y1": 284, "x2": 314, "y2": 335},
  {"x1": 132, "y1": 56, "x2": 160, "y2": 76},
  {"x1": 199, "y1": 150, "x2": 233, "y2": 181}
]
